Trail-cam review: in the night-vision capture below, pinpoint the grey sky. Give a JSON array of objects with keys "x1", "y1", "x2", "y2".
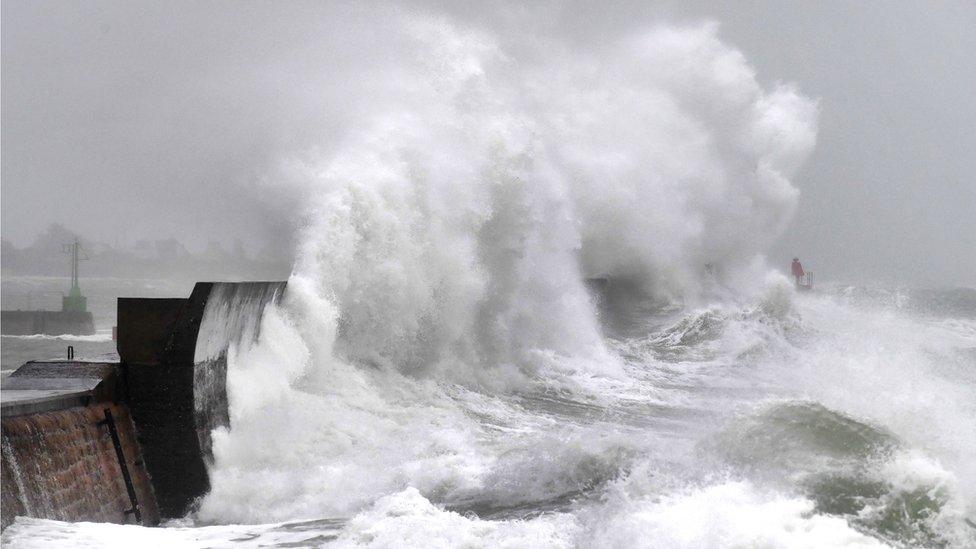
[{"x1": 2, "y1": 1, "x2": 974, "y2": 286}]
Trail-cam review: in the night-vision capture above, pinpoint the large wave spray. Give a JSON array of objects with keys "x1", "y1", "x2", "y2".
[
  {"x1": 285, "y1": 15, "x2": 815, "y2": 373},
  {"x1": 196, "y1": 14, "x2": 817, "y2": 524},
  {"x1": 6, "y1": 7, "x2": 976, "y2": 549}
]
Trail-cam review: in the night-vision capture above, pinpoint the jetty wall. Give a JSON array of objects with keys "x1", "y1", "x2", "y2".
[
  {"x1": 1, "y1": 361, "x2": 159, "y2": 529},
  {"x1": 1, "y1": 403, "x2": 159, "y2": 529},
  {"x1": 1, "y1": 281, "x2": 286, "y2": 528},
  {"x1": 118, "y1": 290, "x2": 210, "y2": 518}
]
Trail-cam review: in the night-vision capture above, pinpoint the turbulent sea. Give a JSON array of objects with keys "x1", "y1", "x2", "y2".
[
  {"x1": 3, "y1": 282, "x2": 975, "y2": 548},
  {"x1": 3, "y1": 13, "x2": 975, "y2": 548}
]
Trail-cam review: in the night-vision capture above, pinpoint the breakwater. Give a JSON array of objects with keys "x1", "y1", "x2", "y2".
[{"x1": 1, "y1": 281, "x2": 285, "y2": 529}]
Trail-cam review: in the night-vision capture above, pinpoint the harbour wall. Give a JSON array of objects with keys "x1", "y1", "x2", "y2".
[
  {"x1": 118, "y1": 281, "x2": 285, "y2": 516},
  {"x1": 1, "y1": 281, "x2": 286, "y2": 529},
  {"x1": 1, "y1": 362, "x2": 159, "y2": 529},
  {"x1": 1, "y1": 403, "x2": 159, "y2": 529}
]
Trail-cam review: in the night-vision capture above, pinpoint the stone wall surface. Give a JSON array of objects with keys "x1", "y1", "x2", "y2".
[{"x1": 1, "y1": 403, "x2": 159, "y2": 529}]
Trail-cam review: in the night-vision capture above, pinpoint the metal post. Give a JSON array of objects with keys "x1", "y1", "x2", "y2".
[
  {"x1": 61, "y1": 239, "x2": 89, "y2": 312},
  {"x1": 98, "y1": 408, "x2": 142, "y2": 523},
  {"x1": 72, "y1": 240, "x2": 78, "y2": 290}
]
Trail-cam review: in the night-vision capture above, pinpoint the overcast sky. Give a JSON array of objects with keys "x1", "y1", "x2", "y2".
[{"x1": 3, "y1": 1, "x2": 974, "y2": 286}]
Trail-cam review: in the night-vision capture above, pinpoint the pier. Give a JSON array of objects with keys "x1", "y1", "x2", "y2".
[{"x1": 0, "y1": 240, "x2": 95, "y2": 336}]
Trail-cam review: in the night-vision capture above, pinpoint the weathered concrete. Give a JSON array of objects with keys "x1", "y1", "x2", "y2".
[
  {"x1": 116, "y1": 298, "x2": 187, "y2": 365},
  {"x1": 117, "y1": 287, "x2": 210, "y2": 518},
  {"x1": 1, "y1": 362, "x2": 120, "y2": 417},
  {"x1": 116, "y1": 281, "x2": 285, "y2": 518},
  {"x1": 192, "y1": 281, "x2": 286, "y2": 459}
]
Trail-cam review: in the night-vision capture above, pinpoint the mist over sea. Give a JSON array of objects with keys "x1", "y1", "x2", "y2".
[{"x1": 2, "y1": 5, "x2": 975, "y2": 548}]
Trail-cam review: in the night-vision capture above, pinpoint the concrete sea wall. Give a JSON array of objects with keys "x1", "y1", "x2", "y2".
[{"x1": 1, "y1": 281, "x2": 286, "y2": 530}]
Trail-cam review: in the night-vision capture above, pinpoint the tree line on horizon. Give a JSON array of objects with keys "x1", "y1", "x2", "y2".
[{"x1": 1, "y1": 223, "x2": 291, "y2": 281}]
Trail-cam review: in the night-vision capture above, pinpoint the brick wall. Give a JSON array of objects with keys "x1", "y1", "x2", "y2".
[{"x1": 1, "y1": 403, "x2": 159, "y2": 529}]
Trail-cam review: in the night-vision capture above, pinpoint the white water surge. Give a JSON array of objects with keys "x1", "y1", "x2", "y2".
[
  {"x1": 5, "y1": 10, "x2": 975, "y2": 549},
  {"x1": 196, "y1": 14, "x2": 816, "y2": 520}
]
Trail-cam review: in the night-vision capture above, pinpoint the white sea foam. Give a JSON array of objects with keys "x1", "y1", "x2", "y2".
[
  {"x1": 6, "y1": 291, "x2": 976, "y2": 546},
  {"x1": 770, "y1": 293, "x2": 976, "y2": 506},
  {"x1": 7, "y1": 6, "x2": 975, "y2": 549},
  {"x1": 332, "y1": 488, "x2": 578, "y2": 548},
  {"x1": 0, "y1": 332, "x2": 113, "y2": 343},
  {"x1": 0, "y1": 483, "x2": 896, "y2": 549},
  {"x1": 192, "y1": 11, "x2": 818, "y2": 527},
  {"x1": 581, "y1": 480, "x2": 890, "y2": 549},
  {"x1": 1, "y1": 517, "x2": 329, "y2": 549}
]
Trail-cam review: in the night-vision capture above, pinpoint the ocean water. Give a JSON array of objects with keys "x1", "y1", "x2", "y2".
[
  {"x1": 1, "y1": 277, "x2": 194, "y2": 372},
  {"x1": 3, "y1": 14, "x2": 975, "y2": 548},
  {"x1": 2, "y1": 283, "x2": 974, "y2": 548}
]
